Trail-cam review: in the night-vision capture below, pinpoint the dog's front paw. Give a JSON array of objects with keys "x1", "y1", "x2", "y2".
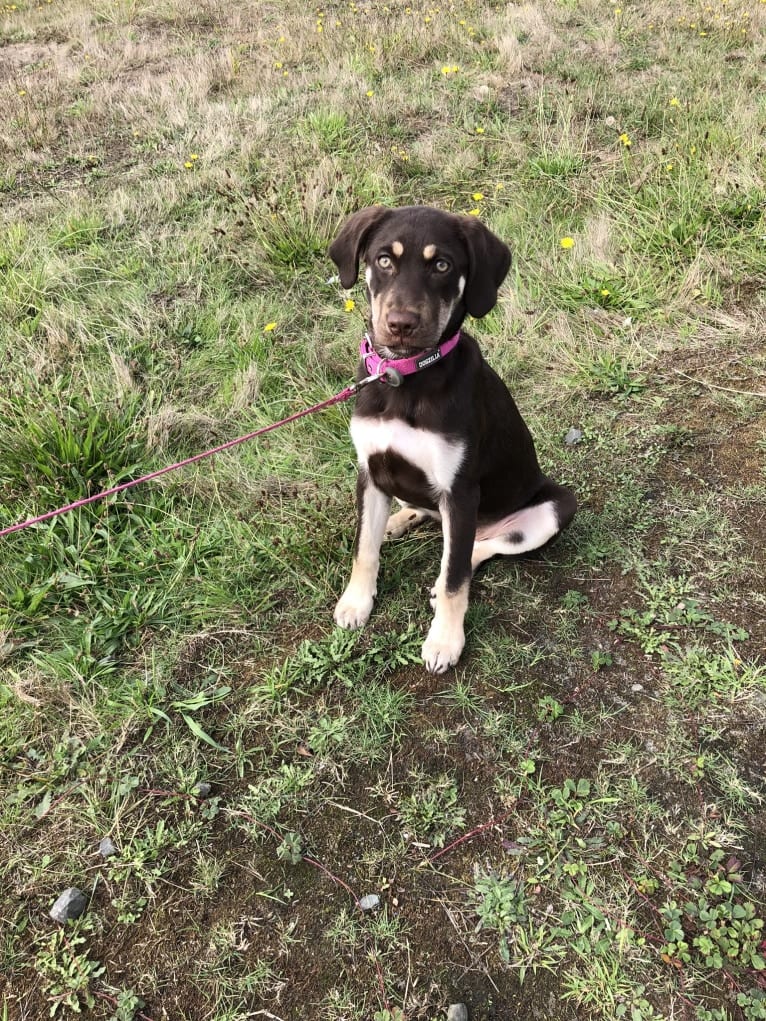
[
  {"x1": 333, "y1": 588, "x2": 374, "y2": 629},
  {"x1": 421, "y1": 622, "x2": 465, "y2": 674}
]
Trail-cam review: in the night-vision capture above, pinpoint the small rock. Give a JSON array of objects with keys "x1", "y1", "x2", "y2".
[
  {"x1": 193, "y1": 782, "x2": 212, "y2": 799},
  {"x1": 50, "y1": 888, "x2": 87, "y2": 924},
  {"x1": 631, "y1": 683, "x2": 644, "y2": 693},
  {"x1": 98, "y1": 836, "x2": 117, "y2": 858},
  {"x1": 564, "y1": 427, "x2": 583, "y2": 446},
  {"x1": 447, "y1": 1005, "x2": 469, "y2": 1021},
  {"x1": 358, "y1": 894, "x2": 380, "y2": 912}
]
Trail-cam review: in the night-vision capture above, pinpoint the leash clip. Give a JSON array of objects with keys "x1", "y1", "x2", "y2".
[{"x1": 382, "y1": 367, "x2": 403, "y2": 387}]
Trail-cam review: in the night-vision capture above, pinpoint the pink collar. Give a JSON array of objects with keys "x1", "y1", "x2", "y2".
[{"x1": 360, "y1": 331, "x2": 460, "y2": 386}]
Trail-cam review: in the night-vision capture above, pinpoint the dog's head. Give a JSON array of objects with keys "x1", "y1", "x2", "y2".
[{"x1": 329, "y1": 205, "x2": 512, "y2": 354}]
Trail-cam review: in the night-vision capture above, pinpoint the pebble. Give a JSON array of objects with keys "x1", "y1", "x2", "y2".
[
  {"x1": 193, "y1": 782, "x2": 212, "y2": 799},
  {"x1": 99, "y1": 836, "x2": 117, "y2": 858},
  {"x1": 358, "y1": 894, "x2": 380, "y2": 912},
  {"x1": 631, "y1": 683, "x2": 644, "y2": 692},
  {"x1": 50, "y1": 888, "x2": 87, "y2": 924},
  {"x1": 564, "y1": 427, "x2": 583, "y2": 446},
  {"x1": 447, "y1": 1005, "x2": 469, "y2": 1021}
]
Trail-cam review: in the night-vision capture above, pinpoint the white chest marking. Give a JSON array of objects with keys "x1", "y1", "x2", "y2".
[{"x1": 350, "y1": 417, "x2": 465, "y2": 495}]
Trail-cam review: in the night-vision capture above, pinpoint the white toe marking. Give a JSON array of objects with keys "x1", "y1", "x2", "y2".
[{"x1": 422, "y1": 580, "x2": 469, "y2": 673}]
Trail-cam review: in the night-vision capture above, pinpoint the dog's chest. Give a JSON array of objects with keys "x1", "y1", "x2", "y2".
[{"x1": 350, "y1": 415, "x2": 465, "y2": 499}]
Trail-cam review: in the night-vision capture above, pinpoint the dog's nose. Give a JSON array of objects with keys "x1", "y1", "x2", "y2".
[{"x1": 386, "y1": 309, "x2": 420, "y2": 338}]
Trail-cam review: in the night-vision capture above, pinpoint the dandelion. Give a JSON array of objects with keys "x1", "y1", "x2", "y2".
[
  {"x1": 468, "y1": 208, "x2": 480, "y2": 216},
  {"x1": 472, "y1": 192, "x2": 484, "y2": 201},
  {"x1": 600, "y1": 289, "x2": 611, "y2": 297},
  {"x1": 560, "y1": 237, "x2": 575, "y2": 249},
  {"x1": 18, "y1": 88, "x2": 26, "y2": 96},
  {"x1": 190, "y1": 153, "x2": 199, "y2": 162},
  {"x1": 669, "y1": 97, "x2": 680, "y2": 107},
  {"x1": 344, "y1": 299, "x2": 356, "y2": 312},
  {"x1": 475, "y1": 126, "x2": 485, "y2": 134},
  {"x1": 264, "y1": 322, "x2": 277, "y2": 332},
  {"x1": 619, "y1": 132, "x2": 632, "y2": 148},
  {"x1": 366, "y1": 90, "x2": 374, "y2": 97},
  {"x1": 184, "y1": 161, "x2": 194, "y2": 169}
]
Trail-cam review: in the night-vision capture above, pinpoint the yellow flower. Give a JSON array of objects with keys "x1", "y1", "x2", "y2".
[
  {"x1": 560, "y1": 237, "x2": 575, "y2": 249},
  {"x1": 600, "y1": 289, "x2": 611, "y2": 297},
  {"x1": 472, "y1": 192, "x2": 484, "y2": 201},
  {"x1": 184, "y1": 161, "x2": 193, "y2": 169},
  {"x1": 366, "y1": 90, "x2": 374, "y2": 97},
  {"x1": 475, "y1": 126, "x2": 485, "y2": 134},
  {"x1": 619, "y1": 132, "x2": 632, "y2": 148},
  {"x1": 344, "y1": 299, "x2": 356, "y2": 312},
  {"x1": 264, "y1": 322, "x2": 277, "y2": 332},
  {"x1": 669, "y1": 97, "x2": 680, "y2": 107},
  {"x1": 468, "y1": 208, "x2": 480, "y2": 216},
  {"x1": 190, "y1": 153, "x2": 199, "y2": 161}
]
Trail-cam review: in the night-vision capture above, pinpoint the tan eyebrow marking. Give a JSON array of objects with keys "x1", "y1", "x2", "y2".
[
  {"x1": 423, "y1": 244, "x2": 437, "y2": 260},
  {"x1": 391, "y1": 241, "x2": 404, "y2": 257}
]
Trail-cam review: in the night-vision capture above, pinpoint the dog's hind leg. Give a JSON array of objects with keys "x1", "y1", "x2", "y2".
[
  {"x1": 472, "y1": 482, "x2": 576, "y2": 572},
  {"x1": 385, "y1": 502, "x2": 441, "y2": 540}
]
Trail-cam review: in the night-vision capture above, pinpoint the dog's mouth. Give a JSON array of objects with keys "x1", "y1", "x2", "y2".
[{"x1": 370, "y1": 331, "x2": 440, "y2": 359}]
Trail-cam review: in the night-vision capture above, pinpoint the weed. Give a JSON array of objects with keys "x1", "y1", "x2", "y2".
[
  {"x1": 396, "y1": 771, "x2": 466, "y2": 849},
  {"x1": 34, "y1": 928, "x2": 104, "y2": 1016}
]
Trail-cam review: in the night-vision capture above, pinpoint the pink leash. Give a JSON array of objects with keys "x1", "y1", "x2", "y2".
[
  {"x1": 0, "y1": 381, "x2": 366, "y2": 539},
  {"x1": 1, "y1": 332, "x2": 462, "y2": 539}
]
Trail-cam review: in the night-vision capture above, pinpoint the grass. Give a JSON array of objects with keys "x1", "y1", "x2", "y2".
[{"x1": 1, "y1": 0, "x2": 766, "y2": 1018}]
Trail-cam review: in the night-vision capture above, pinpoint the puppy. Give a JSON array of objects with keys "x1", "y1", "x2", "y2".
[{"x1": 330, "y1": 206, "x2": 576, "y2": 672}]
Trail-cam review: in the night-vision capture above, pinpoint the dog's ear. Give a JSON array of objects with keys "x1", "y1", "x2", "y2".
[
  {"x1": 457, "y1": 216, "x2": 512, "y2": 318},
  {"x1": 329, "y1": 206, "x2": 392, "y2": 288}
]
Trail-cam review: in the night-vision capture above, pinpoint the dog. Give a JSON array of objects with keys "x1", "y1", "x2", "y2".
[{"x1": 329, "y1": 205, "x2": 576, "y2": 673}]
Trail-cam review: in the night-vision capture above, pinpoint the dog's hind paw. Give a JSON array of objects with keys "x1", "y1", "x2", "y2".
[{"x1": 421, "y1": 625, "x2": 465, "y2": 674}]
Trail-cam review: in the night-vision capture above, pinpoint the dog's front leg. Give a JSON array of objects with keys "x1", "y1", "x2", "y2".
[
  {"x1": 334, "y1": 468, "x2": 389, "y2": 629},
  {"x1": 422, "y1": 488, "x2": 478, "y2": 673}
]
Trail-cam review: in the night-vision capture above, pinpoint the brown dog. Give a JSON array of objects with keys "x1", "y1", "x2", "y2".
[{"x1": 330, "y1": 206, "x2": 576, "y2": 672}]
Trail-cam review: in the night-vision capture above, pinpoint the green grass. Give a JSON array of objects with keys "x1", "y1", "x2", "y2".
[{"x1": 1, "y1": 0, "x2": 766, "y2": 1018}]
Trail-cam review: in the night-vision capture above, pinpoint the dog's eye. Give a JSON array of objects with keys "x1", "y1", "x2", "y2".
[
  {"x1": 434, "y1": 259, "x2": 451, "y2": 273},
  {"x1": 376, "y1": 254, "x2": 393, "y2": 269}
]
